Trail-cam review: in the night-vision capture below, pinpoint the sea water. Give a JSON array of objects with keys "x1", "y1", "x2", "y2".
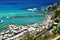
[
  {"x1": 0, "y1": 10, "x2": 46, "y2": 31},
  {"x1": 0, "y1": 0, "x2": 60, "y2": 32}
]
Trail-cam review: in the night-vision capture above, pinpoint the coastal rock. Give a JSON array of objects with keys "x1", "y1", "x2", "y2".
[{"x1": 0, "y1": 20, "x2": 3, "y2": 23}]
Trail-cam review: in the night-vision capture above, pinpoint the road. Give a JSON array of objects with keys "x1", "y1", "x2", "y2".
[{"x1": 33, "y1": 23, "x2": 54, "y2": 40}]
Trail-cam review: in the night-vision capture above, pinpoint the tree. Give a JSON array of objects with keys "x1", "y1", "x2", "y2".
[
  {"x1": 52, "y1": 24, "x2": 60, "y2": 35},
  {"x1": 55, "y1": 10, "x2": 60, "y2": 17}
]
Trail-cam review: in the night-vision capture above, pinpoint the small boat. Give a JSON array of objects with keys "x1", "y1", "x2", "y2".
[
  {"x1": 27, "y1": 8, "x2": 40, "y2": 12},
  {"x1": 6, "y1": 16, "x2": 10, "y2": 18},
  {"x1": 27, "y1": 9, "x2": 34, "y2": 11},
  {"x1": 27, "y1": 8, "x2": 37, "y2": 11}
]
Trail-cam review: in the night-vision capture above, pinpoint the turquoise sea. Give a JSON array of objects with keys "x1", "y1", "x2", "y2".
[
  {"x1": 0, "y1": 9, "x2": 46, "y2": 32},
  {"x1": 0, "y1": 0, "x2": 60, "y2": 32}
]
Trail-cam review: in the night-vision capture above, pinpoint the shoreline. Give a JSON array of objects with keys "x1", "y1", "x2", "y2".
[
  {"x1": 0, "y1": 2, "x2": 56, "y2": 40},
  {"x1": 0, "y1": 13, "x2": 52, "y2": 40},
  {"x1": 0, "y1": 4, "x2": 53, "y2": 32}
]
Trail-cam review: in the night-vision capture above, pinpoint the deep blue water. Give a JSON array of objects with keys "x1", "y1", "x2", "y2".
[
  {"x1": 0, "y1": 0, "x2": 60, "y2": 32},
  {"x1": 0, "y1": 0, "x2": 60, "y2": 9}
]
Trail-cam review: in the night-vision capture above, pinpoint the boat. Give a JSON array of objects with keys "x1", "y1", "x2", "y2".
[
  {"x1": 27, "y1": 8, "x2": 38, "y2": 11},
  {"x1": 6, "y1": 16, "x2": 10, "y2": 18},
  {"x1": 27, "y1": 8, "x2": 34, "y2": 11}
]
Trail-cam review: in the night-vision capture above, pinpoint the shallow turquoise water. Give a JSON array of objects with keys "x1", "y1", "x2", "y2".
[{"x1": 0, "y1": 9, "x2": 46, "y2": 32}]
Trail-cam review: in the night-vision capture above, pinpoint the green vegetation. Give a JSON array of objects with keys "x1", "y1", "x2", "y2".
[
  {"x1": 53, "y1": 10, "x2": 60, "y2": 23},
  {"x1": 54, "y1": 10, "x2": 60, "y2": 18},
  {"x1": 52, "y1": 23, "x2": 60, "y2": 35},
  {"x1": 36, "y1": 33, "x2": 55, "y2": 40}
]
